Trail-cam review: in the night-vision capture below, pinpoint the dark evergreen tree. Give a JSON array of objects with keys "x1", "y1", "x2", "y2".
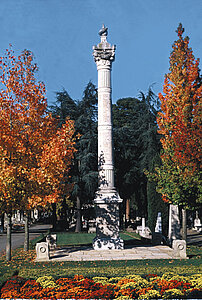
[
  {"x1": 138, "y1": 89, "x2": 168, "y2": 234},
  {"x1": 49, "y1": 82, "x2": 98, "y2": 231},
  {"x1": 49, "y1": 91, "x2": 78, "y2": 229},
  {"x1": 113, "y1": 98, "x2": 142, "y2": 221},
  {"x1": 113, "y1": 88, "x2": 168, "y2": 233},
  {"x1": 73, "y1": 82, "x2": 98, "y2": 232},
  {"x1": 49, "y1": 89, "x2": 78, "y2": 125}
]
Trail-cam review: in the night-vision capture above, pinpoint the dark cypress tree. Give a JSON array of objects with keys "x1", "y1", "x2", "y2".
[
  {"x1": 113, "y1": 88, "x2": 168, "y2": 233},
  {"x1": 48, "y1": 90, "x2": 78, "y2": 229},
  {"x1": 139, "y1": 88, "x2": 168, "y2": 234},
  {"x1": 73, "y1": 82, "x2": 98, "y2": 232},
  {"x1": 49, "y1": 81, "x2": 98, "y2": 231},
  {"x1": 113, "y1": 98, "x2": 142, "y2": 221}
]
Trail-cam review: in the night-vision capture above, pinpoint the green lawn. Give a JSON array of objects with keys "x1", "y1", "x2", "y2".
[
  {"x1": 0, "y1": 232, "x2": 201, "y2": 288},
  {"x1": 0, "y1": 246, "x2": 201, "y2": 287},
  {"x1": 55, "y1": 231, "x2": 141, "y2": 246}
]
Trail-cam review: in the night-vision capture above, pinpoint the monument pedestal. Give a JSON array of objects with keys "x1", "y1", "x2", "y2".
[{"x1": 93, "y1": 189, "x2": 124, "y2": 250}]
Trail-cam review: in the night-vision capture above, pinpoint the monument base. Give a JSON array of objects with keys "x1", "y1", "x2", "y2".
[
  {"x1": 93, "y1": 237, "x2": 124, "y2": 250},
  {"x1": 93, "y1": 188, "x2": 124, "y2": 250}
]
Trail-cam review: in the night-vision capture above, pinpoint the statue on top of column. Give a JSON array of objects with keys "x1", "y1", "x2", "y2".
[{"x1": 99, "y1": 24, "x2": 108, "y2": 36}]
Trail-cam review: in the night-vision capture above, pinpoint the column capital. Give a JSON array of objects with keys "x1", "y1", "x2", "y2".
[
  {"x1": 93, "y1": 25, "x2": 116, "y2": 64},
  {"x1": 95, "y1": 59, "x2": 112, "y2": 69}
]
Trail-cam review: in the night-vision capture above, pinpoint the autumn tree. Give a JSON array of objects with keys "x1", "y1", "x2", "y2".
[
  {"x1": 155, "y1": 24, "x2": 202, "y2": 237},
  {"x1": 0, "y1": 47, "x2": 76, "y2": 259}
]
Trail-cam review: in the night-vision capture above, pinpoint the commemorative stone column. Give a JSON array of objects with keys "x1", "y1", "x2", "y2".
[{"x1": 92, "y1": 25, "x2": 124, "y2": 250}]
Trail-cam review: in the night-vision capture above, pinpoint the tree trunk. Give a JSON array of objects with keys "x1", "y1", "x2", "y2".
[
  {"x1": 24, "y1": 212, "x2": 29, "y2": 251},
  {"x1": 182, "y1": 208, "x2": 187, "y2": 241},
  {"x1": 126, "y1": 199, "x2": 130, "y2": 228},
  {"x1": 75, "y1": 196, "x2": 82, "y2": 232},
  {"x1": 51, "y1": 203, "x2": 57, "y2": 230},
  {"x1": 6, "y1": 213, "x2": 12, "y2": 261},
  {"x1": 61, "y1": 198, "x2": 68, "y2": 230},
  {"x1": 0, "y1": 213, "x2": 4, "y2": 232}
]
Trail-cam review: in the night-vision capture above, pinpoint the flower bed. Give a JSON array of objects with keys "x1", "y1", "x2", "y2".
[{"x1": 1, "y1": 273, "x2": 201, "y2": 299}]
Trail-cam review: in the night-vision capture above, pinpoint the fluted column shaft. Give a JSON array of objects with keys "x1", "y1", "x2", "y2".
[{"x1": 97, "y1": 61, "x2": 114, "y2": 190}]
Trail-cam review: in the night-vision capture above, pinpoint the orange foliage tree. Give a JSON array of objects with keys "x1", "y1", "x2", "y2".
[
  {"x1": 0, "y1": 47, "x2": 76, "y2": 258},
  {"x1": 155, "y1": 24, "x2": 202, "y2": 208}
]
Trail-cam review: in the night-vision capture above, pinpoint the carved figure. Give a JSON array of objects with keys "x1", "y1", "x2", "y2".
[{"x1": 99, "y1": 24, "x2": 108, "y2": 36}]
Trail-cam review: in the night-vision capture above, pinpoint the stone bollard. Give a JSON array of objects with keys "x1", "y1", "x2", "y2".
[
  {"x1": 88, "y1": 227, "x2": 96, "y2": 233},
  {"x1": 142, "y1": 218, "x2": 146, "y2": 235},
  {"x1": 152, "y1": 212, "x2": 163, "y2": 245},
  {"x1": 46, "y1": 234, "x2": 57, "y2": 250},
  {"x1": 155, "y1": 212, "x2": 162, "y2": 233},
  {"x1": 172, "y1": 240, "x2": 187, "y2": 259},
  {"x1": 36, "y1": 242, "x2": 50, "y2": 261},
  {"x1": 168, "y1": 205, "x2": 181, "y2": 242},
  {"x1": 194, "y1": 217, "x2": 202, "y2": 232}
]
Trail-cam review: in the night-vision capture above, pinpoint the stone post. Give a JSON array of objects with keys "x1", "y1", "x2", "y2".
[
  {"x1": 92, "y1": 25, "x2": 124, "y2": 250},
  {"x1": 34, "y1": 208, "x2": 38, "y2": 221},
  {"x1": 36, "y1": 242, "x2": 50, "y2": 261},
  {"x1": 142, "y1": 217, "x2": 146, "y2": 235},
  {"x1": 155, "y1": 212, "x2": 162, "y2": 233},
  {"x1": 194, "y1": 211, "x2": 202, "y2": 231},
  {"x1": 152, "y1": 212, "x2": 163, "y2": 245},
  {"x1": 172, "y1": 240, "x2": 187, "y2": 259},
  {"x1": 168, "y1": 204, "x2": 181, "y2": 242},
  {"x1": 6, "y1": 213, "x2": 11, "y2": 261}
]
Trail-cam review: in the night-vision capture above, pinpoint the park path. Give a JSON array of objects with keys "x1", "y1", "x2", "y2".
[
  {"x1": 187, "y1": 229, "x2": 202, "y2": 247},
  {"x1": 39, "y1": 228, "x2": 201, "y2": 261},
  {"x1": 50, "y1": 244, "x2": 180, "y2": 261},
  {"x1": 0, "y1": 224, "x2": 52, "y2": 254}
]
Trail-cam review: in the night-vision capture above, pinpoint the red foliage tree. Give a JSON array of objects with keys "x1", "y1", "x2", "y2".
[{"x1": 155, "y1": 24, "x2": 202, "y2": 208}]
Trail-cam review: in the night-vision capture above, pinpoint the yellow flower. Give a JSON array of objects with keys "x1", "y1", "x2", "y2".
[
  {"x1": 162, "y1": 288, "x2": 184, "y2": 299},
  {"x1": 189, "y1": 274, "x2": 202, "y2": 289},
  {"x1": 36, "y1": 275, "x2": 57, "y2": 288},
  {"x1": 138, "y1": 289, "x2": 160, "y2": 299},
  {"x1": 92, "y1": 276, "x2": 109, "y2": 285}
]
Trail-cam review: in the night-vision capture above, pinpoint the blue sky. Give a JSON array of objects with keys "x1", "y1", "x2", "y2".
[{"x1": 0, "y1": 0, "x2": 202, "y2": 105}]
